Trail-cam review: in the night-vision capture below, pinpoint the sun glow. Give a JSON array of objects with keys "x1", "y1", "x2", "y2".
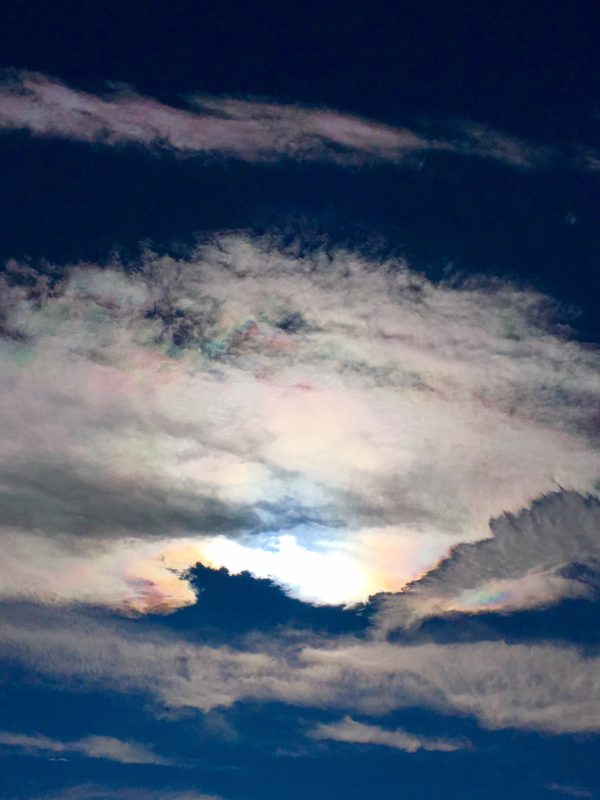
[{"x1": 128, "y1": 526, "x2": 452, "y2": 612}]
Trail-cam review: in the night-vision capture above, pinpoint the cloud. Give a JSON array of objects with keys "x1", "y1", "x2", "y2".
[
  {"x1": 374, "y1": 491, "x2": 600, "y2": 630},
  {"x1": 308, "y1": 715, "x2": 469, "y2": 752},
  {"x1": 1, "y1": 234, "x2": 600, "y2": 612},
  {"x1": 547, "y1": 785, "x2": 594, "y2": 799},
  {"x1": 35, "y1": 786, "x2": 221, "y2": 800},
  {"x1": 0, "y1": 70, "x2": 590, "y2": 169},
  {"x1": 0, "y1": 730, "x2": 173, "y2": 765},
  {"x1": 0, "y1": 69, "x2": 425, "y2": 163},
  {"x1": 2, "y1": 610, "x2": 600, "y2": 734}
]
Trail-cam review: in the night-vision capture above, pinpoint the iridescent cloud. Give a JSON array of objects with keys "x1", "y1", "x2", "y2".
[
  {"x1": 0, "y1": 70, "x2": 588, "y2": 169},
  {"x1": 1, "y1": 234, "x2": 599, "y2": 617}
]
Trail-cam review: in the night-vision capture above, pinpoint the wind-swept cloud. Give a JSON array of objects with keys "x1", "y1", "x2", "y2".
[
  {"x1": 309, "y1": 716, "x2": 469, "y2": 752},
  {"x1": 1, "y1": 234, "x2": 600, "y2": 613},
  {"x1": 0, "y1": 730, "x2": 173, "y2": 765},
  {"x1": 2, "y1": 609, "x2": 600, "y2": 734},
  {"x1": 0, "y1": 70, "x2": 589, "y2": 169},
  {"x1": 36, "y1": 786, "x2": 221, "y2": 800},
  {"x1": 0, "y1": 69, "x2": 425, "y2": 163},
  {"x1": 547, "y1": 785, "x2": 594, "y2": 799},
  {"x1": 374, "y1": 491, "x2": 600, "y2": 631}
]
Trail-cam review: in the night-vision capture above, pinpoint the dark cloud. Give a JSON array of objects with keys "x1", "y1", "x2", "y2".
[{"x1": 374, "y1": 492, "x2": 600, "y2": 630}]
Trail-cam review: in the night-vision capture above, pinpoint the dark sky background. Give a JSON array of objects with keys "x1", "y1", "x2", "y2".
[
  {"x1": 2, "y1": 1, "x2": 600, "y2": 334},
  {"x1": 1, "y1": 3, "x2": 600, "y2": 799}
]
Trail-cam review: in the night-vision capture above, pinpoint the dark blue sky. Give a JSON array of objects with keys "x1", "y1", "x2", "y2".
[{"x1": 0, "y1": 3, "x2": 600, "y2": 799}]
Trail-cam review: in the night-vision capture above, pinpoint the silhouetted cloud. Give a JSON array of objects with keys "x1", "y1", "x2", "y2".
[{"x1": 374, "y1": 491, "x2": 600, "y2": 630}]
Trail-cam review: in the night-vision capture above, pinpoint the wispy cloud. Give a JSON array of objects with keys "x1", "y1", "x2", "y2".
[
  {"x1": 1, "y1": 234, "x2": 599, "y2": 614},
  {"x1": 0, "y1": 70, "x2": 590, "y2": 169},
  {"x1": 309, "y1": 716, "x2": 469, "y2": 752},
  {"x1": 374, "y1": 491, "x2": 600, "y2": 631},
  {"x1": 2, "y1": 610, "x2": 600, "y2": 734},
  {"x1": 0, "y1": 70, "x2": 425, "y2": 163},
  {"x1": 547, "y1": 784, "x2": 594, "y2": 799},
  {"x1": 0, "y1": 730, "x2": 173, "y2": 765},
  {"x1": 35, "y1": 786, "x2": 221, "y2": 800}
]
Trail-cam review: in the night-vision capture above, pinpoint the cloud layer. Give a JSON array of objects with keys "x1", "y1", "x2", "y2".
[
  {"x1": 2, "y1": 610, "x2": 599, "y2": 734},
  {"x1": 1, "y1": 234, "x2": 600, "y2": 616}
]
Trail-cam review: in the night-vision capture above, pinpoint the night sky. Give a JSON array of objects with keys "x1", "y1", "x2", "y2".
[{"x1": 1, "y1": 3, "x2": 600, "y2": 799}]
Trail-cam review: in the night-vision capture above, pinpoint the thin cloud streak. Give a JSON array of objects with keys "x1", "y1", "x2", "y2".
[
  {"x1": 35, "y1": 786, "x2": 221, "y2": 800},
  {"x1": 0, "y1": 70, "x2": 425, "y2": 163},
  {"x1": 0, "y1": 730, "x2": 174, "y2": 766},
  {"x1": 0, "y1": 70, "x2": 590, "y2": 169},
  {"x1": 309, "y1": 716, "x2": 470, "y2": 752},
  {"x1": 547, "y1": 784, "x2": 594, "y2": 799}
]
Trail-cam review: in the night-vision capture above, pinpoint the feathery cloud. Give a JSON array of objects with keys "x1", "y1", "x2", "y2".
[
  {"x1": 1, "y1": 234, "x2": 599, "y2": 614},
  {"x1": 2, "y1": 610, "x2": 600, "y2": 734},
  {"x1": 309, "y1": 716, "x2": 469, "y2": 752},
  {"x1": 547, "y1": 785, "x2": 594, "y2": 799},
  {"x1": 0, "y1": 70, "x2": 587, "y2": 169},
  {"x1": 0, "y1": 730, "x2": 173, "y2": 765},
  {"x1": 374, "y1": 491, "x2": 600, "y2": 631}
]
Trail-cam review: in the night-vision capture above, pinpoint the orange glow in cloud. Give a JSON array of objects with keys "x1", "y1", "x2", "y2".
[{"x1": 117, "y1": 528, "x2": 452, "y2": 612}]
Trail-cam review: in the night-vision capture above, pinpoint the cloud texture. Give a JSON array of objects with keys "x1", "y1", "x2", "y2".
[
  {"x1": 0, "y1": 731, "x2": 172, "y2": 765},
  {"x1": 1, "y1": 234, "x2": 600, "y2": 617},
  {"x1": 2, "y1": 610, "x2": 599, "y2": 734},
  {"x1": 375, "y1": 491, "x2": 600, "y2": 630},
  {"x1": 0, "y1": 70, "x2": 585, "y2": 168},
  {"x1": 309, "y1": 716, "x2": 469, "y2": 752}
]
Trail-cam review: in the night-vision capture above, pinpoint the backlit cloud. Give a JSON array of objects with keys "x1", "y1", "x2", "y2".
[
  {"x1": 374, "y1": 491, "x2": 600, "y2": 631},
  {"x1": 1, "y1": 234, "x2": 600, "y2": 615}
]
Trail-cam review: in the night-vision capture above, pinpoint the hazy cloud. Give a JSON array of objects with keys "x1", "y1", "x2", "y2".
[
  {"x1": 0, "y1": 70, "x2": 591, "y2": 169},
  {"x1": 309, "y1": 716, "x2": 469, "y2": 752},
  {"x1": 36, "y1": 786, "x2": 221, "y2": 800},
  {"x1": 0, "y1": 730, "x2": 173, "y2": 765},
  {"x1": 1, "y1": 234, "x2": 600, "y2": 612},
  {"x1": 547, "y1": 784, "x2": 594, "y2": 799},
  {"x1": 2, "y1": 610, "x2": 600, "y2": 734}
]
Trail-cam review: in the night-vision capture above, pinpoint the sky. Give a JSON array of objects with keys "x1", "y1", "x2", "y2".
[{"x1": 0, "y1": 2, "x2": 600, "y2": 798}]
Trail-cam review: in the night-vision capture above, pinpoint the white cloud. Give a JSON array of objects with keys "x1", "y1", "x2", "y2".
[
  {"x1": 309, "y1": 715, "x2": 469, "y2": 752},
  {"x1": 1, "y1": 611, "x2": 600, "y2": 734},
  {"x1": 1, "y1": 234, "x2": 600, "y2": 613},
  {"x1": 0, "y1": 70, "x2": 590, "y2": 169},
  {"x1": 0, "y1": 730, "x2": 173, "y2": 765},
  {"x1": 0, "y1": 70, "x2": 425, "y2": 163}
]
